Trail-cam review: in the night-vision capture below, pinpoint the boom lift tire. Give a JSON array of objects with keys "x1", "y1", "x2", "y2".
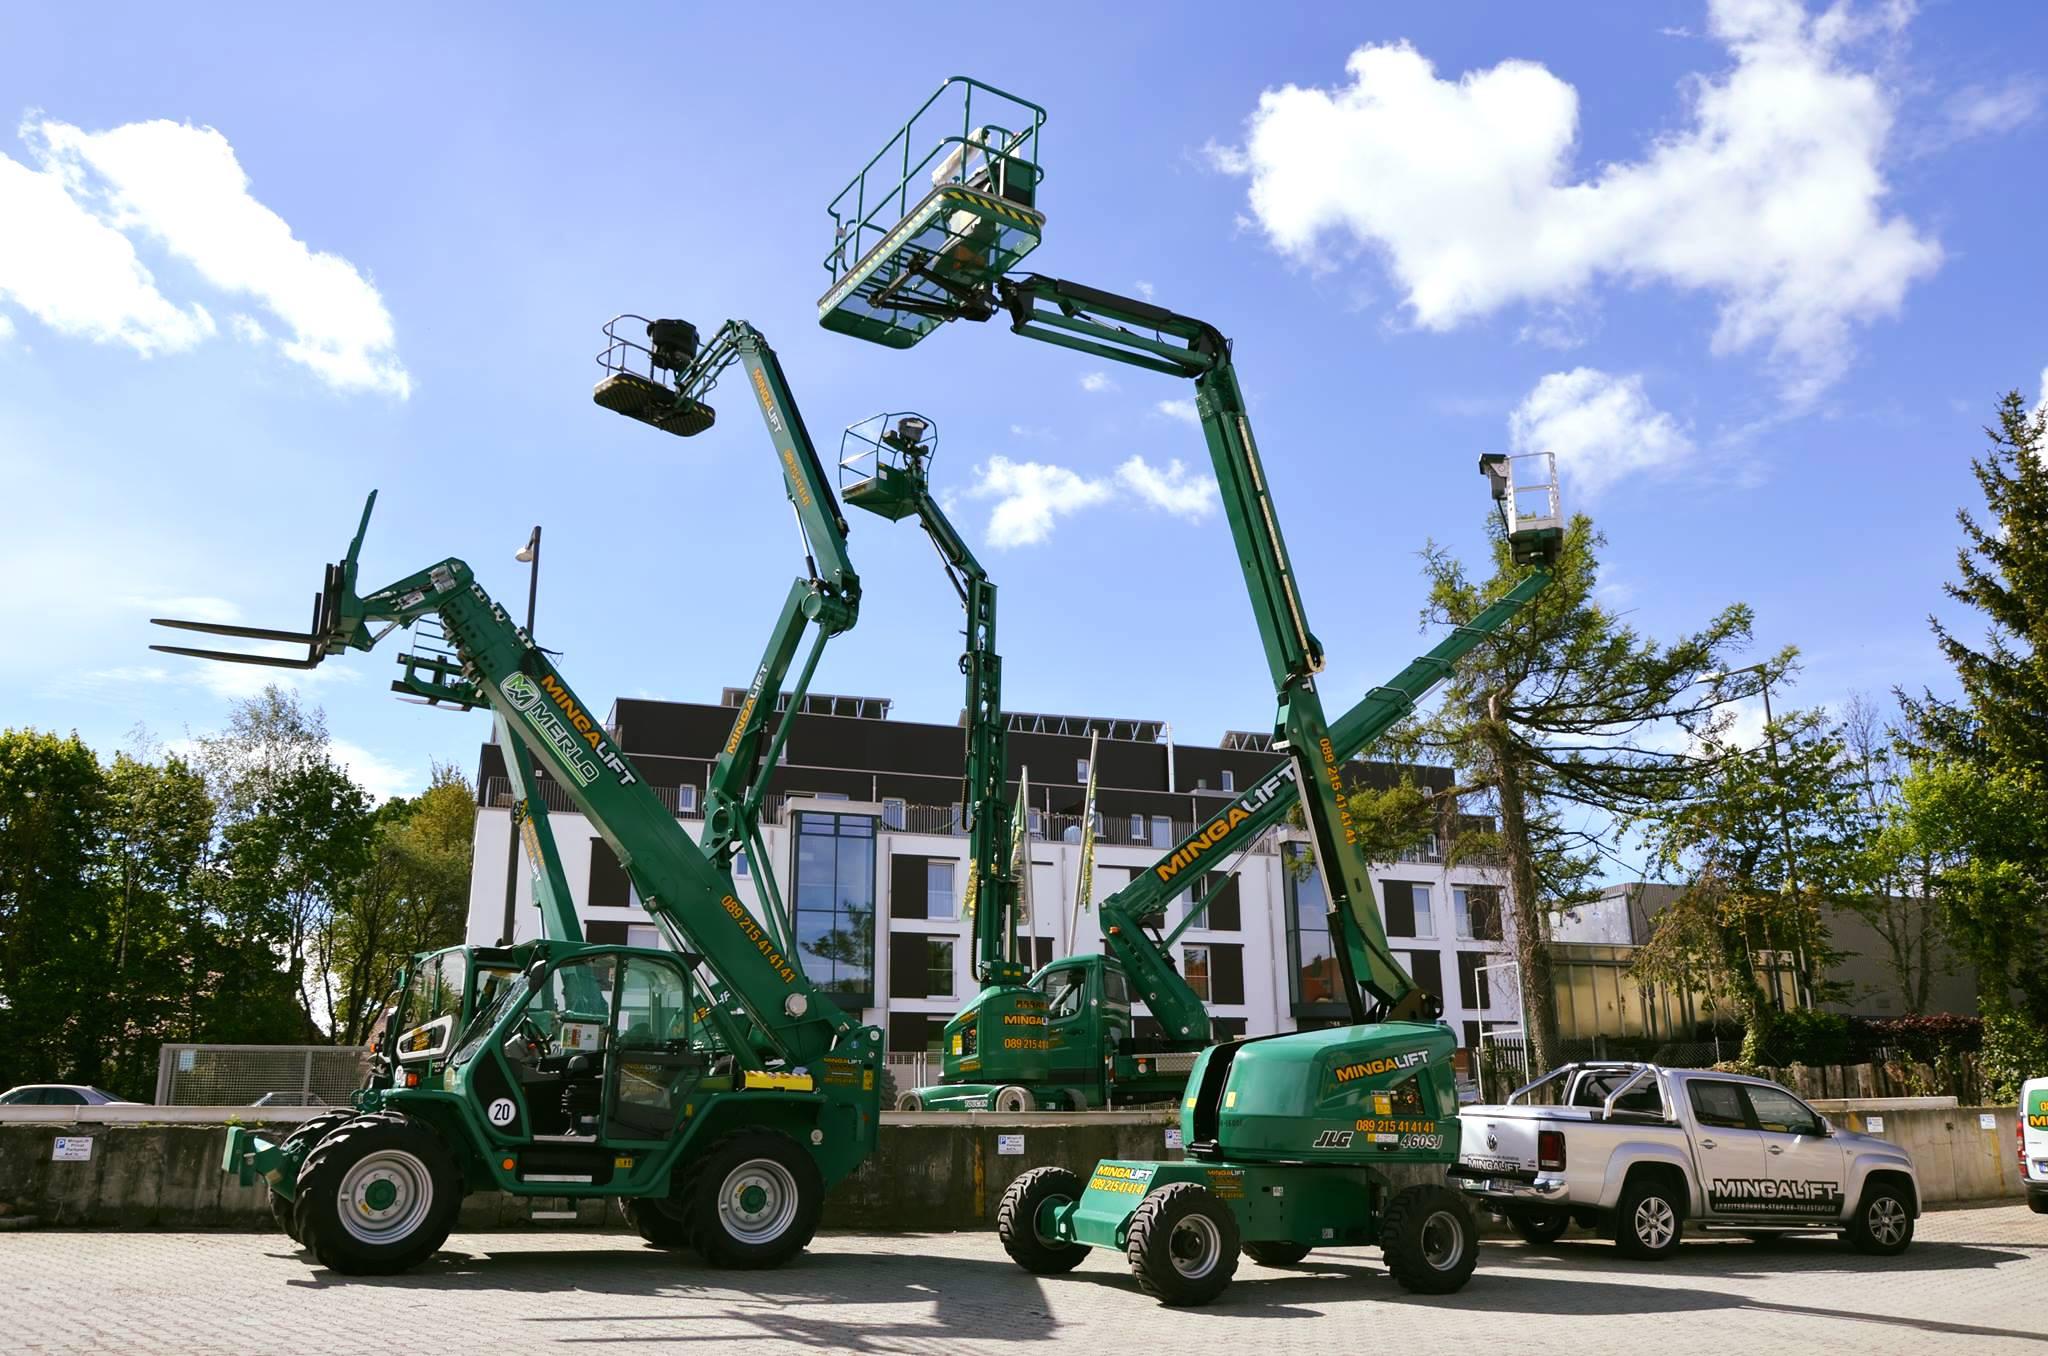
[
  {"x1": 992, "y1": 1086, "x2": 1031, "y2": 1114},
  {"x1": 1125, "y1": 1182, "x2": 1240, "y2": 1306},
  {"x1": 1380, "y1": 1185, "x2": 1479, "y2": 1294},
  {"x1": 1844, "y1": 1180, "x2": 1915, "y2": 1257},
  {"x1": 895, "y1": 1090, "x2": 925, "y2": 1111},
  {"x1": 292, "y1": 1114, "x2": 460, "y2": 1275},
  {"x1": 1612, "y1": 1172, "x2": 1686, "y2": 1261},
  {"x1": 622, "y1": 1197, "x2": 694, "y2": 1252},
  {"x1": 997, "y1": 1167, "x2": 1090, "y2": 1275},
  {"x1": 1241, "y1": 1241, "x2": 1313, "y2": 1267},
  {"x1": 267, "y1": 1109, "x2": 356, "y2": 1242},
  {"x1": 679, "y1": 1131, "x2": 823, "y2": 1269},
  {"x1": 1506, "y1": 1206, "x2": 1570, "y2": 1246}
]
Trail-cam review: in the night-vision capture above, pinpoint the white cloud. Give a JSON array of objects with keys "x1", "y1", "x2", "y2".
[
  {"x1": 2037, "y1": 363, "x2": 2047, "y2": 414},
  {"x1": 1115, "y1": 456, "x2": 1218, "y2": 520},
  {"x1": 329, "y1": 738, "x2": 425, "y2": 802},
  {"x1": 0, "y1": 140, "x2": 214, "y2": 354},
  {"x1": 1134, "y1": 280, "x2": 1157, "y2": 300},
  {"x1": 1509, "y1": 368, "x2": 1693, "y2": 496},
  {"x1": 963, "y1": 456, "x2": 1115, "y2": 547},
  {"x1": 0, "y1": 117, "x2": 408, "y2": 396},
  {"x1": 1155, "y1": 398, "x2": 1199, "y2": 424},
  {"x1": 1212, "y1": 0, "x2": 1942, "y2": 402},
  {"x1": 1927, "y1": 77, "x2": 2043, "y2": 150},
  {"x1": 230, "y1": 313, "x2": 269, "y2": 345},
  {"x1": 125, "y1": 594, "x2": 242, "y2": 624},
  {"x1": 0, "y1": 313, "x2": 14, "y2": 342},
  {"x1": 1079, "y1": 370, "x2": 1118, "y2": 393}
]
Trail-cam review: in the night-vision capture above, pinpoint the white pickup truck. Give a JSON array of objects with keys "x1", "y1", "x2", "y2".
[{"x1": 1453, "y1": 1062, "x2": 1920, "y2": 1259}]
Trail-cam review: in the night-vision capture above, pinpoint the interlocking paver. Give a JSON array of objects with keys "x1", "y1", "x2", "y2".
[{"x1": 4, "y1": 1203, "x2": 2042, "y2": 1355}]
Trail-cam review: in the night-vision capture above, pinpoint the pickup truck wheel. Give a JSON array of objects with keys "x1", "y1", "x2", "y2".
[
  {"x1": 997, "y1": 1167, "x2": 1089, "y2": 1274},
  {"x1": 1126, "y1": 1183, "x2": 1240, "y2": 1306},
  {"x1": 1613, "y1": 1176, "x2": 1685, "y2": 1260},
  {"x1": 1507, "y1": 1208, "x2": 1570, "y2": 1245},
  {"x1": 1381, "y1": 1185, "x2": 1479, "y2": 1294},
  {"x1": 1845, "y1": 1182, "x2": 1914, "y2": 1256},
  {"x1": 2028, "y1": 1193, "x2": 2048, "y2": 1216},
  {"x1": 1242, "y1": 1241, "x2": 1313, "y2": 1266}
]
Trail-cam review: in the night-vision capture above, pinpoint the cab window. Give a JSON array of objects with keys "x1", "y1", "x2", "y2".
[
  {"x1": 1100, "y1": 966, "x2": 1131, "y2": 1008},
  {"x1": 1744, "y1": 1085, "x2": 1824, "y2": 1136},
  {"x1": 1039, "y1": 970, "x2": 1086, "y2": 1021},
  {"x1": 1688, "y1": 1080, "x2": 1753, "y2": 1129}
]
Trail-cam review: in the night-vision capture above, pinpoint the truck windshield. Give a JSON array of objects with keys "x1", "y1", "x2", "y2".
[{"x1": 452, "y1": 970, "x2": 536, "y2": 1067}]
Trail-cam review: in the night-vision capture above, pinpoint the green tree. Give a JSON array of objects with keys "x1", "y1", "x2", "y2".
[
  {"x1": 1631, "y1": 706, "x2": 1862, "y2": 1062},
  {"x1": 1395, "y1": 515, "x2": 1766, "y2": 1071},
  {"x1": 1840, "y1": 693, "x2": 1948, "y2": 1015},
  {"x1": 1899, "y1": 391, "x2": 2048, "y2": 1029}
]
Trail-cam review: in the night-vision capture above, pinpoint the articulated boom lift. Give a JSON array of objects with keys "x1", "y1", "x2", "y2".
[
  {"x1": 838, "y1": 413, "x2": 1051, "y2": 1110},
  {"x1": 156, "y1": 491, "x2": 884, "y2": 1277},
  {"x1": 820, "y1": 78, "x2": 1564, "y2": 1304}
]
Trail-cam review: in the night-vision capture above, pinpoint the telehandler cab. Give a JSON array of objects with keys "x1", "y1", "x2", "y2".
[{"x1": 821, "y1": 76, "x2": 1563, "y2": 1304}]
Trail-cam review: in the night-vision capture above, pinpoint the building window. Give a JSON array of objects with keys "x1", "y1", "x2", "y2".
[
  {"x1": 1384, "y1": 881, "x2": 1434, "y2": 939},
  {"x1": 927, "y1": 860, "x2": 957, "y2": 920},
  {"x1": 1187, "y1": 871, "x2": 1240, "y2": 932},
  {"x1": 733, "y1": 850, "x2": 749, "y2": 877},
  {"x1": 1183, "y1": 945, "x2": 1211, "y2": 1002},
  {"x1": 1395, "y1": 948, "x2": 1444, "y2": 1001},
  {"x1": 1075, "y1": 758, "x2": 1089, "y2": 784},
  {"x1": 1396, "y1": 832, "x2": 1440, "y2": 863},
  {"x1": 1028, "y1": 807, "x2": 1044, "y2": 839},
  {"x1": 1129, "y1": 813, "x2": 1146, "y2": 843},
  {"x1": 1455, "y1": 886, "x2": 1503, "y2": 942},
  {"x1": 927, "y1": 938, "x2": 955, "y2": 998},
  {"x1": 883, "y1": 798, "x2": 906, "y2": 830},
  {"x1": 1152, "y1": 815, "x2": 1172, "y2": 847},
  {"x1": 1457, "y1": 952, "x2": 1492, "y2": 1010},
  {"x1": 626, "y1": 924, "x2": 661, "y2": 949},
  {"x1": 677, "y1": 784, "x2": 699, "y2": 814},
  {"x1": 1220, "y1": 770, "x2": 1235, "y2": 793},
  {"x1": 1284, "y1": 844, "x2": 1344, "y2": 1010},
  {"x1": 887, "y1": 1012, "x2": 948, "y2": 1053},
  {"x1": 792, "y1": 811, "x2": 875, "y2": 1004},
  {"x1": 588, "y1": 839, "x2": 631, "y2": 909}
]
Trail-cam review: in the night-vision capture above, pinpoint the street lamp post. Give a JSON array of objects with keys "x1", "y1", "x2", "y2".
[{"x1": 501, "y1": 526, "x2": 542, "y2": 943}]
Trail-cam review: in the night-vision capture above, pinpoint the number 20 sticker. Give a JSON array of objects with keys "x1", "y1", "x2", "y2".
[{"x1": 488, "y1": 1098, "x2": 517, "y2": 1127}]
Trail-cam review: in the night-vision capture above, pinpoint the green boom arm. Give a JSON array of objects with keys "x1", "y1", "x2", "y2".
[
  {"x1": 496, "y1": 714, "x2": 582, "y2": 943},
  {"x1": 153, "y1": 494, "x2": 868, "y2": 1072},
  {"x1": 1093, "y1": 566, "x2": 1553, "y2": 1041}
]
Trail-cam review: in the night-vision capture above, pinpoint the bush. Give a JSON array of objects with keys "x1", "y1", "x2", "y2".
[
  {"x1": 1762, "y1": 1009, "x2": 1852, "y2": 1067},
  {"x1": 1850, "y1": 1013, "x2": 1983, "y2": 1063},
  {"x1": 1980, "y1": 1011, "x2": 2048, "y2": 1104}
]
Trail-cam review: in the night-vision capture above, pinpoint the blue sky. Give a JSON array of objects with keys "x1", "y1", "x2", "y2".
[{"x1": 2, "y1": 1, "x2": 2043, "y2": 801}]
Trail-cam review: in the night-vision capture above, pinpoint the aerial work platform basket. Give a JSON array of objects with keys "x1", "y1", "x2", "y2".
[
  {"x1": 819, "y1": 78, "x2": 1046, "y2": 349},
  {"x1": 838, "y1": 412, "x2": 938, "y2": 520}
]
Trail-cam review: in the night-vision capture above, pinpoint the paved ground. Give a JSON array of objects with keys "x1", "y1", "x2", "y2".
[{"x1": 3, "y1": 1202, "x2": 2043, "y2": 1355}]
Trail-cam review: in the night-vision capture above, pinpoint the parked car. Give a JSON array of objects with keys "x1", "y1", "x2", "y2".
[
  {"x1": 0, "y1": 1084, "x2": 138, "y2": 1106},
  {"x1": 249, "y1": 1092, "x2": 328, "y2": 1107},
  {"x1": 2022, "y1": 1075, "x2": 2048, "y2": 1215},
  {"x1": 1453, "y1": 1062, "x2": 1919, "y2": 1259}
]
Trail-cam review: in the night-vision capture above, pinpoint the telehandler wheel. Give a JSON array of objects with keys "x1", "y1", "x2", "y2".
[
  {"x1": 997, "y1": 1167, "x2": 1089, "y2": 1274},
  {"x1": 992, "y1": 1086, "x2": 1032, "y2": 1114},
  {"x1": 1381, "y1": 1184, "x2": 1479, "y2": 1295},
  {"x1": 682, "y1": 1131, "x2": 823, "y2": 1269},
  {"x1": 1125, "y1": 1182, "x2": 1240, "y2": 1306},
  {"x1": 622, "y1": 1197, "x2": 694, "y2": 1251},
  {"x1": 292, "y1": 1114, "x2": 460, "y2": 1276},
  {"x1": 1507, "y1": 1206, "x2": 1571, "y2": 1246},
  {"x1": 1242, "y1": 1240, "x2": 1313, "y2": 1267},
  {"x1": 268, "y1": 1110, "x2": 356, "y2": 1242}
]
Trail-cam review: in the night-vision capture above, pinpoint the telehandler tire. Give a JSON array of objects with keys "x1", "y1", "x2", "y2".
[
  {"x1": 1125, "y1": 1182, "x2": 1239, "y2": 1306},
  {"x1": 293, "y1": 1114, "x2": 460, "y2": 1275},
  {"x1": 997, "y1": 1167, "x2": 1089, "y2": 1274},
  {"x1": 1242, "y1": 1240, "x2": 1313, "y2": 1267},
  {"x1": 680, "y1": 1131, "x2": 823, "y2": 1269},
  {"x1": 1381, "y1": 1184, "x2": 1479, "y2": 1295},
  {"x1": 622, "y1": 1197, "x2": 694, "y2": 1251},
  {"x1": 268, "y1": 1110, "x2": 356, "y2": 1242}
]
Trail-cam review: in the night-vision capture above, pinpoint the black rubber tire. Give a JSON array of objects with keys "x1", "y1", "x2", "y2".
[
  {"x1": 1125, "y1": 1182, "x2": 1240, "y2": 1306},
  {"x1": 2028, "y1": 1193, "x2": 2048, "y2": 1216},
  {"x1": 895, "y1": 1089, "x2": 925, "y2": 1111},
  {"x1": 622, "y1": 1196, "x2": 694, "y2": 1251},
  {"x1": 1612, "y1": 1174, "x2": 1686, "y2": 1261},
  {"x1": 878, "y1": 1066, "x2": 898, "y2": 1109},
  {"x1": 1507, "y1": 1207, "x2": 1571, "y2": 1245},
  {"x1": 1381, "y1": 1184, "x2": 1479, "y2": 1294},
  {"x1": 1844, "y1": 1180, "x2": 1915, "y2": 1256},
  {"x1": 680, "y1": 1131, "x2": 824, "y2": 1269},
  {"x1": 997, "y1": 1167, "x2": 1090, "y2": 1275},
  {"x1": 268, "y1": 1110, "x2": 355, "y2": 1242},
  {"x1": 1242, "y1": 1240, "x2": 1313, "y2": 1267},
  {"x1": 292, "y1": 1113, "x2": 460, "y2": 1275}
]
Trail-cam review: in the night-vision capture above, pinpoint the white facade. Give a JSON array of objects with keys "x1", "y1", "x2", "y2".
[{"x1": 467, "y1": 794, "x2": 1518, "y2": 1051}]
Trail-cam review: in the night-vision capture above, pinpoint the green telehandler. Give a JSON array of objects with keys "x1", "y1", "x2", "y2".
[
  {"x1": 819, "y1": 77, "x2": 1563, "y2": 1303},
  {"x1": 155, "y1": 316, "x2": 888, "y2": 1277}
]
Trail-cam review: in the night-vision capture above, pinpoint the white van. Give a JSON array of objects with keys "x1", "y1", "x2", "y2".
[{"x1": 2024, "y1": 1076, "x2": 2048, "y2": 1215}]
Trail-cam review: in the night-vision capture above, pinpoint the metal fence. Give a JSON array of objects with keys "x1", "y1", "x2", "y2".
[{"x1": 155, "y1": 1043, "x2": 370, "y2": 1107}]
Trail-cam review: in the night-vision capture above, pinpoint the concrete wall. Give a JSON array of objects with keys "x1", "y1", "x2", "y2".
[{"x1": 0, "y1": 1103, "x2": 2024, "y2": 1231}]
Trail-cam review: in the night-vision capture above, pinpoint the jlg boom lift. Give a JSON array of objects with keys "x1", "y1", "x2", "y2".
[
  {"x1": 819, "y1": 78, "x2": 1561, "y2": 1304},
  {"x1": 157, "y1": 317, "x2": 887, "y2": 1277}
]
